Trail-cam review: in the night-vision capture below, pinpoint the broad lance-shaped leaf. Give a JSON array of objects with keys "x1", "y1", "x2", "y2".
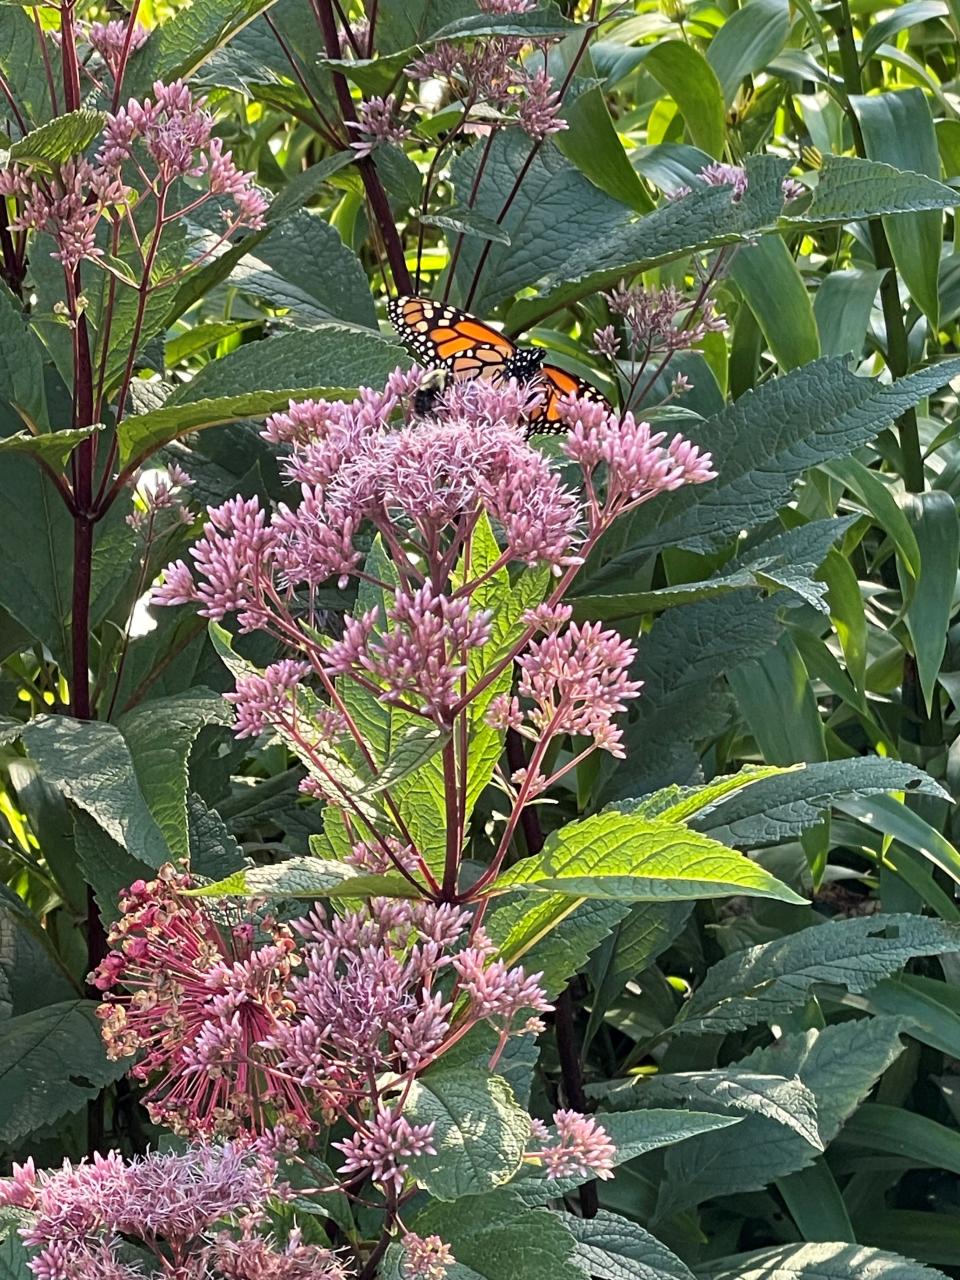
[
  {"x1": 21, "y1": 715, "x2": 169, "y2": 865},
  {"x1": 0, "y1": 288, "x2": 47, "y2": 430},
  {"x1": 6, "y1": 109, "x2": 104, "y2": 169},
  {"x1": 490, "y1": 811, "x2": 806, "y2": 904},
  {"x1": 586, "y1": 355, "x2": 960, "y2": 583},
  {"x1": 404, "y1": 1068, "x2": 531, "y2": 1200},
  {"x1": 189, "y1": 854, "x2": 420, "y2": 900},
  {"x1": 485, "y1": 148, "x2": 956, "y2": 321},
  {"x1": 595, "y1": 1070, "x2": 822, "y2": 1150},
  {"x1": 118, "y1": 324, "x2": 409, "y2": 465},
  {"x1": 655, "y1": 1016, "x2": 907, "y2": 1215},
  {"x1": 687, "y1": 758, "x2": 948, "y2": 848},
  {"x1": 0, "y1": 1000, "x2": 131, "y2": 1143},
  {"x1": 567, "y1": 1211, "x2": 696, "y2": 1280},
  {"x1": 118, "y1": 689, "x2": 232, "y2": 862},
  {"x1": 574, "y1": 516, "x2": 856, "y2": 619},
  {"x1": 707, "y1": 1243, "x2": 950, "y2": 1280},
  {"x1": 675, "y1": 914, "x2": 960, "y2": 1035},
  {"x1": 0, "y1": 425, "x2": 101, "y2": 469}
]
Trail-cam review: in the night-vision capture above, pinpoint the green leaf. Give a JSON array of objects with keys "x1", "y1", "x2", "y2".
[
  {"x1": 814, "y1": 267, "x2": 885, "y2": 358},
  {"x1": 728, "y1": 635, "x2": 827, "y2": 765},
  {"x1": 118, "y1": 325, "x2": 406, "y2": 464},
  {"x1": 689, "y1": 757, "x2": 946, "y2": 848},
  {"x1": 0, "y1": 882, "x2": 77, "y2": 1018},
  {"x1": 0, "y1": 289, "x2": 47, "y2": 429},
  {"x1": 229, "y1": 209, "x2": 377, "y2": 327},
  {"x1": 555, "y1": 55, "x2": 655, "y2": 212},
  {"x1": 117, "y1": 388, "x2": 351, "y2": 468},
  {"x1": 0, "y1": 425, "x2": 101, "y2": 470},
  {"x1": 823, "y1": 456, "x2": 922, "y2": 580},
  {"x1": 405, "y1": 1068, "x2": 530, "y2": 1199},
  {"x1": 598, "y1": 1070, "x2": 823, "y2": 1150},
  {"x1": 625, "y1": 765, "x2": 791, "y2": 824},
  {"x1": 641, "y1": 41, "x2": 725, "y2": 158},
  {"x1": 491, "y1": 811, "x2": 806, "y2": 904},
  {"x1": 835, "y1": 1101, "x2": 960, "y2": 1176},
  {"x1": 21, "y1": 715, "x2": 169, "y2": 865},
  {"x1": 566, "y1": 1211, "x2": 696, "y2": 1280},
  {"x1": 421, "y1": 208, "x2": 513, "y2": 244},
  {"x1": 776, "y1": 1160, "x2": 855, "y2": 1244},
  {"x1": 73, "y1": 810, "x2": 154, "y2": 925},
  {"x1": 0, "y1": 459, "x2": 71, "y2": 665},
  {"x1": 415, "y1": 1204, "x2": 584, "y2": 1280},
  {"x1": 706, "y1": 0, "x2": 790, "y2": 103},
  {"x1": 495, "y1": 1109, "x2": 743, "y2": 1208},
  {"x1": 706, "y1": 1242, "x2": 950, "y2": 1280},
  {"x1": 0, "y1": 1000, "x2": 130, "y2": 1142},
  {"x1": 118, "y1": 689, "x2": 232, "y2": 862},
  {"x1": 128, "y1": 0, "x2": 278, "y2": 90},
  {"x1": 787, "y1": 154, "x2": 956, "y2": 225},
  {"x1": 588, "y1": 356, "x2": 960, "y2": 573},
  {"x1": 862, "y1": 0, "x2": 949, "y2": 59},
  {"x1": 598, "y1": 593, "x2": 783, "y2": 801},
  {"x1": 369, "y1": 724, "x2": 451, "y2": 794},
  {"x1": 854, "y1": 1214, "x2": 960, "y2": 1266},
  {"x1": 585, "y1": 902, "x2": 692, "y2": 1046},
  {"x1": 191, "y1": 854, "x2": 420, "y2": 899},
  {"x1": 850, "y1": 973, "x2": 960, "y2": 1058},
  {"x1": 486, "y1": 894, "x2": 630, "y2": 997},
  {"x1": 573, "y1": 509, "x2": 848, "y2": 616},
  {"x1": 0, "y1": 1230, "x2": 32, "y2": 1280},
  {"x1": 675, "y1": 914, "x2": 960, "y2": 1035},
  {"x1": 7, "y1": 109, "x2": 105, "y2": 169},
  {"x1": 187, "y1": 793, "x2": 245, "y2": 882},
  {"x1": 730, "y1": 235, "x2": 820, "y2": 370},
  {"x1": 838, "y1": 793, "x2": 960, "y2": 886},
  {"x1": 657, "y1": 1017, "x2": 907, "y2": 1213},
  {"x1": 900, "y1": 491, "x2": 960, "y2": 713},
  {"x1": 852, "y1": 90, "x2": 943, "y2": 327}
]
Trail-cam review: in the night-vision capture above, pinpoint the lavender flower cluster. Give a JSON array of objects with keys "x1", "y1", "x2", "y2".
[{"x1": 0, "y1": 1144, "x2": 350, "y2": 1280}]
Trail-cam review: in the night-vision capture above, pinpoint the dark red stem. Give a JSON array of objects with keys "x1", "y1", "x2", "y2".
[{"x1": 314, "y1": 0, "x2": 412, "y2": 293}]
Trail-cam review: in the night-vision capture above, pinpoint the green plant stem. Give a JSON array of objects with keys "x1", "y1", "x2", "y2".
[{"x1": 831, "y1": 0, "x2": 923, "y2": 494}]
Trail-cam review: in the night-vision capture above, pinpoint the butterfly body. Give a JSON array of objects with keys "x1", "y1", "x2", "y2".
[{"x1": 388, "y1": 296, "x2": 608, "y2": 433}]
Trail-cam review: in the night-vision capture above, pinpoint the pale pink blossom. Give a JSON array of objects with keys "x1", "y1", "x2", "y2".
[
  {"x1": 526, "y1": 1109, "x2": 616, "y2": 1180},
  {"x1": 402, "y1": 1232, "x2": 455, "y2": 1280}
]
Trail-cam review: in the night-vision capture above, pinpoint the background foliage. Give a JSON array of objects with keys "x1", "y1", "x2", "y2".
[{"x1": 2, "y1": 0, "x2": 960, "y2": 1273}]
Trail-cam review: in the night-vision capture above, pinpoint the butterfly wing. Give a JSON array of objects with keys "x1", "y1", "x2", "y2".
[
  {"x1": 525, "y1": 364, "x2": 611, "y2": 434},
  {"x1": 388, "y1": 296, "x2": 517, "y2": 383}
]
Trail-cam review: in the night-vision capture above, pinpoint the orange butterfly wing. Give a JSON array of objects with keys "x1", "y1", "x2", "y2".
[
  {"x1": 525, "y1": 364, "x2": 611, "y2": 434},
  {"x1": 388, "y1": 296, "x2": 611, "y2": 434},
  {"x1": 388, "y1": 296, "x2": 517, "y2": 383}
]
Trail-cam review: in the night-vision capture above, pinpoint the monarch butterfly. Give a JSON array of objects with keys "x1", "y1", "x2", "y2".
[{"x1": 388, "y1": 296, "x2": 609, "y2": 433}]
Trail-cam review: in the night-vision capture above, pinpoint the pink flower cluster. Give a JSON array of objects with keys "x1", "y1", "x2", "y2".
[
  {"x1": 347, "y1": 94, "x2": 412, "y2": 158},
  {"x1": 527, "y1": 1109, "x2": 617, "y2": 1180},
  {"x1": 408, "y1": 0, "x2": 568, "y2": 143},
  {"x1": 154, "y1": 372, "x2": 711, "y2": 830},
  {"x1": 90, "y1": 871, "x2": 552, "y2": 1184},
  {"x1": 0, "y1": 79, "x2": 264, "y2": 277},
  {"x1": 87, "y1": 18, "x2": 150, "y2": 77},
  {"x1": 601, "y1": 279, "x2": 727, "y2": 361},
  {"x1": 0, "y1": 1144, "x2": 347, "y2": 1280},
  {"x1": 101, "y1": 80, "x2": 267, "y2": 227},
  {"x1": 0, "y1": 159, "x2": 127, "y2": 273}
]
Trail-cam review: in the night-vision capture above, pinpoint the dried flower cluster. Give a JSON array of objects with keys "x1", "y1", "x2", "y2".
[{"x1": 90, "y1": 869, "x2": 553, "y2": 1153}]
